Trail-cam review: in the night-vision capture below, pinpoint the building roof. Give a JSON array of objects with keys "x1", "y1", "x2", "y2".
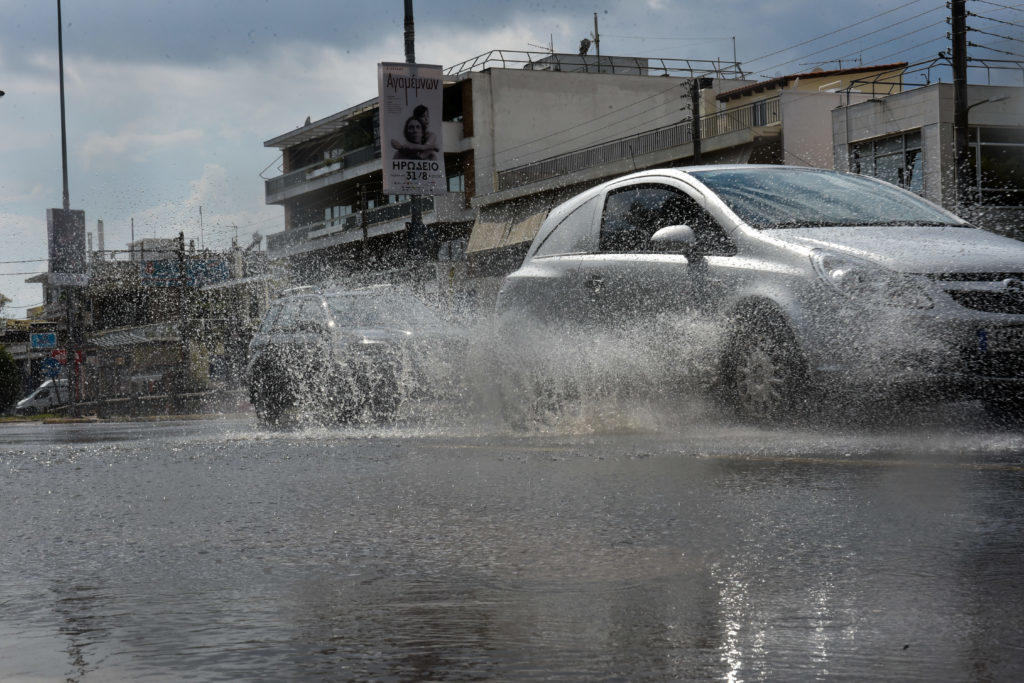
[
  {"x1": 263, "y1": 96, "x2": 378, "y2": 149},
  {"x1": 716, "y1": 62, "x2": 908, "y2": 101}
]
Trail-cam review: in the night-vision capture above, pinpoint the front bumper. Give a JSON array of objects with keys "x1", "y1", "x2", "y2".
[{"x1": 795, "y1": 300, "x2": 1024, "y2": 399}]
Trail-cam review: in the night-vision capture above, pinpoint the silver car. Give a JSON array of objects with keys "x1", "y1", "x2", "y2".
[{"x1": 495, "y1": 165, "x2": 1024, "y2": 424}]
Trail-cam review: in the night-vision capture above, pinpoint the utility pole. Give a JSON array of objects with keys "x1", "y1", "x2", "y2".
[
  {"x1": 593, "y1": 13, "x2": 601, "y2": 73},
  {"x1": 404, "y1": 0, "x2": 425, "y2": 264},
  {"x1": 176, "y1": 231, "x2": 187, "y2": 412},
  {"x1": 951, "y1": 0, "x2": 970, "y2": 207},
  {"x1": 57, "y1": 0, "x2": 69, "y2": 212},
  {"x1": 689, "y1": 77, "x2": 713, "y2": 164}
]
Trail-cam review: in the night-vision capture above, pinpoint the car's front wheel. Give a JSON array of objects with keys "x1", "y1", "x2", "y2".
[{"x1": 724, "y1": 317, "x2": 807, "y2": 423}]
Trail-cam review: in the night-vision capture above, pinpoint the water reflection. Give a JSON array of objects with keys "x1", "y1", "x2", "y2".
[{"x1": 0, "y1": 419, "x2": 1022, "y2": 679}]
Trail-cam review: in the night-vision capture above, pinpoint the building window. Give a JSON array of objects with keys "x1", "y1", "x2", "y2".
[
  {"x1": 751, "y1": 100, "x2": 769, "y2": 127},
  {"x1": 969, "y1": 126, "x2": 1024, "y2": 207},
  {"x1": 387, "y1": 194, "x2": 411, "y2": 204},
  {"x1": 850, "y1": 131, "x2": 923, "y2": 194},
  {"x1": 446, "y1": 173, "x2": 465, "y2": 193},
  {"x1": 324, "y1": 204, "x2": 353, "y2": 226}
]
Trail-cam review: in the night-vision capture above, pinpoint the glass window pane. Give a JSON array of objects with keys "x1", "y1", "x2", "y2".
[
  {"x1": 874, "y1": 153, "x2": 902, "y2": 186},
  {"x1": 904, "y1": 130, "x2": 921, "y2": 149},
  {"x1": 978, "y1": 127, "x2": 1024, "y2": 145},
  {"x1": 979, "y1": 145, "x2": 1024, "y2": 202},
  {"x1": 692, "y1": 167, "x2": 960, "y2": 229},
  {"x1": 905, "y1": 148, "x2": 923, "y2": 194},
  {"x1": 535, "y1": 196, "x2": 599, "y2": 256},
  {"x1": 874, "y1": 136, "x2": 903, "y2": 156}
]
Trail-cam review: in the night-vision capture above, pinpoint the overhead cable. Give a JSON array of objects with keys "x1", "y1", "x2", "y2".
[
  {"x1": 969, "y1": 41, "x2": 1024, "y2": 58},
  {"x1": 742, "y1": 0, "x2": 927, "y2": 66},
  {"x1": 970, "y1": 11, "x2": 1024, "y2": 28},
  {"x1": 975, "y1": 0, "x2": 1024, "y2": 14},
  {"x1": 753, "y1": 7, "x2": 945, "y2": 76},
  {"x1": 969, "y1": 26, "x2": 1024, "y2": 43}
]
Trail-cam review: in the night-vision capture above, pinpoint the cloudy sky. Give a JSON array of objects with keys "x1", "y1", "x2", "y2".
[{"x1": 1, "y1": 0, "x2": 1021, "y2": 312}]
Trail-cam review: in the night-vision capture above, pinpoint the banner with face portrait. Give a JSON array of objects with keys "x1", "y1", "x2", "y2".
[{"x1": 378, "y1": 62, "x2": 446, "y2": 195}]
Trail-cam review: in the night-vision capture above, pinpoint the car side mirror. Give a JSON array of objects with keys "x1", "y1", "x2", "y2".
[{"x1": 650, "y1": 224, "x2": 696, "y2": 253}]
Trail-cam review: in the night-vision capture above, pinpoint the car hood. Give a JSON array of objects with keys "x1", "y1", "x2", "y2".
[{"x1": 769, "y1": 225, "x2": 1024, "y2": 274}]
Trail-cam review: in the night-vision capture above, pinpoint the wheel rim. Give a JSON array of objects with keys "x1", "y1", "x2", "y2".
[{"x1": 735, "y1": 340, "x2": 787, "y2": 418}]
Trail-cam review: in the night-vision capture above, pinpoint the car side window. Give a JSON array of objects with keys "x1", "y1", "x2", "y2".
[
  {"x1": 533, "y1": 196, "x2": 599, "y2": 257},
  {"x1": 600, "y1": 184, "x2": 735, "y2": 255},
  {"x1": 273, "y1": 298, "x2": 329, "y2": 332}
]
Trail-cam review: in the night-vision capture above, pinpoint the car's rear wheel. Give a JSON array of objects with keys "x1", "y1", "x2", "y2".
[{"x1": 724, "y1": 316, "x2": 807, "y2": 423}]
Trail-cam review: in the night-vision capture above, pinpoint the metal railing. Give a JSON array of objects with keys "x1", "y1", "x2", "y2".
[
  {"x1": 444, "y1": 50, "x2": 744, "y2": 80},
  {"x1": 264, "y1": 144, "x2": 380, "y2": 197},
  {"x1": 495, "y1": 96, "x2": 780, "y2": 192},
  {"x1": 266, "y1": 197, "x2": 436, "y2": 256}
]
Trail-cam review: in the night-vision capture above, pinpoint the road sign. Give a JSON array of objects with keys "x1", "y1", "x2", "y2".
[
  {"x1": 41, "y1": 357, "x2": 61, "y2": 379},
  {"x1": 51, "y1": 348, "x2": 67, "y2": 364},
  {"x1": 30, "y1": 332, "x2": 57, "y2": 349}
]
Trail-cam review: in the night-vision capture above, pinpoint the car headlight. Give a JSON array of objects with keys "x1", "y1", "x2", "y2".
[{"x1": 810, "y1": 249, "x2": 934, "y2": 309}]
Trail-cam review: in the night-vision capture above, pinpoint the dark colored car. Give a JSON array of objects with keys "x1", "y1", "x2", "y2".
[{"x1": 248, "y1": 285, "x2": 466, "y2": 426}]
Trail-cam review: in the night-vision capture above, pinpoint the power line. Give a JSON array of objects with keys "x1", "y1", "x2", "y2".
[
  {"x1": 970, "y1": 11, "x2": 1024, "y2": 28},
  {"x1": 494, "y1": 81, "x2": 685, "y2": 162},
  {"x1": 969, "y1": 40, "x2": 1024, "y2": 58},
  {"x1": 975, "y1": 0, "x2": 1024, "y2": 14},
  {"x1": 0, "y1": 258, "x2": 48, "y2": 264},
  {"x1": 829, "y1": 19, "x2": 947, "y2": 63},
  {"x1": 969, "y1": 27, "x2": 1024, "y2": 43},
  {"x1": 742, "y1": 0, "x2": 928, "y2": 66},
  {"x1": 603, "y1": 34, "x2": 732, "y2": 41},
  {"x1": 753, "y1": 6, "x2": 945, "y2": 76},
  {"x1": 869, "y1": 35, "x2": 950, "y2": 65}
]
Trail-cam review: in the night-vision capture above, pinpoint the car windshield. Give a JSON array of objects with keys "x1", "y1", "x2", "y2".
[
  {"x1": 325, "y1": 293, "x2": 443, "y2": 329},
  {"x1": 690, "y1": 168, "x2": 965, "y2": 230}
]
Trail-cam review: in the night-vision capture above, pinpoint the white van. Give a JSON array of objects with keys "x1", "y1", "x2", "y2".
[{"x1": 15, "y1": 379, "x2": 69, "y2": 415}]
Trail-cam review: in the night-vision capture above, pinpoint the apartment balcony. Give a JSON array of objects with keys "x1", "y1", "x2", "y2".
[
  {"x1": 266, "y1": 196, "x2": 440, "y2": 260},
  {"x1": 264, "y1": 144, "x2": 381, "y2": 205},
  {"x1": 481, "y1": 96, "x2": 781, "y2": 205}
]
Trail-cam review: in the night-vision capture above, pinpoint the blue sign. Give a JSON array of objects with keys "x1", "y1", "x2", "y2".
[
  {"x1": 30, "y1": 332, "x2": 57, "y2": 349},
  {"x1": 41, "y1": 357, "x2": 61, "y2": 379}
]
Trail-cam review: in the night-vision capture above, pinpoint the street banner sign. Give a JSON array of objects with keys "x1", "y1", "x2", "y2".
[
  {"x1": 378, "y1": 62, "x2": 446, "y2": 195},
  {"x1": 30, "y1": 332, "x2": 57, "y2": 349},
  {"x1": 41, "y1": 357, "x2": 61, "y2": 379}
]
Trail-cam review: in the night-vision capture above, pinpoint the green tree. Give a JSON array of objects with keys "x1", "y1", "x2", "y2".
[{"x1": 0, "y1": 345, "x2": 20, "y2": 413}]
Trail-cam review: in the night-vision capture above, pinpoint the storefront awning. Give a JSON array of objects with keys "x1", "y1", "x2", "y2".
[
  {"x1": 90, "y1": 322, "x2": 180, "y2": 349},
  {"x1": 466, "y1": 207, "x2": 550, "y2": 254}
]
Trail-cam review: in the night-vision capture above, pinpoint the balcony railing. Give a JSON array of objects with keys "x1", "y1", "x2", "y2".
[
  {"x1": 444, "y1": 50, "x2": 744, "y2": 80},
  {"x1": 495, "y1": 96, "x2": 780, "y2": 192},
  {"x1": 266, "y1": 196, "x2": 436, "y2": 257},
  {"x1": 264, "y1": 144, "x2": 380, "y2": 197}
]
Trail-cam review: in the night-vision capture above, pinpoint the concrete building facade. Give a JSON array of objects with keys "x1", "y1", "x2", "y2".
[
  {"x1": 832, "y1": 82, "x2": 1024, "y2": 236},
  {"x1": 261, "y1": 52, "x2": 749, "y2": 300}
]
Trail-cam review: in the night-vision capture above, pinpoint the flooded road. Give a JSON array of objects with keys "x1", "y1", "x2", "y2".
[{"x1": 2, "y1": 413, "x2": 1023, "y2": 680}]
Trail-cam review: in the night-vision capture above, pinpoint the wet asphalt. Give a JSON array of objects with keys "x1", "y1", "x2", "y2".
[{"x1": 1, "y1": 408, "x2": 1023, "y2": 680}]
